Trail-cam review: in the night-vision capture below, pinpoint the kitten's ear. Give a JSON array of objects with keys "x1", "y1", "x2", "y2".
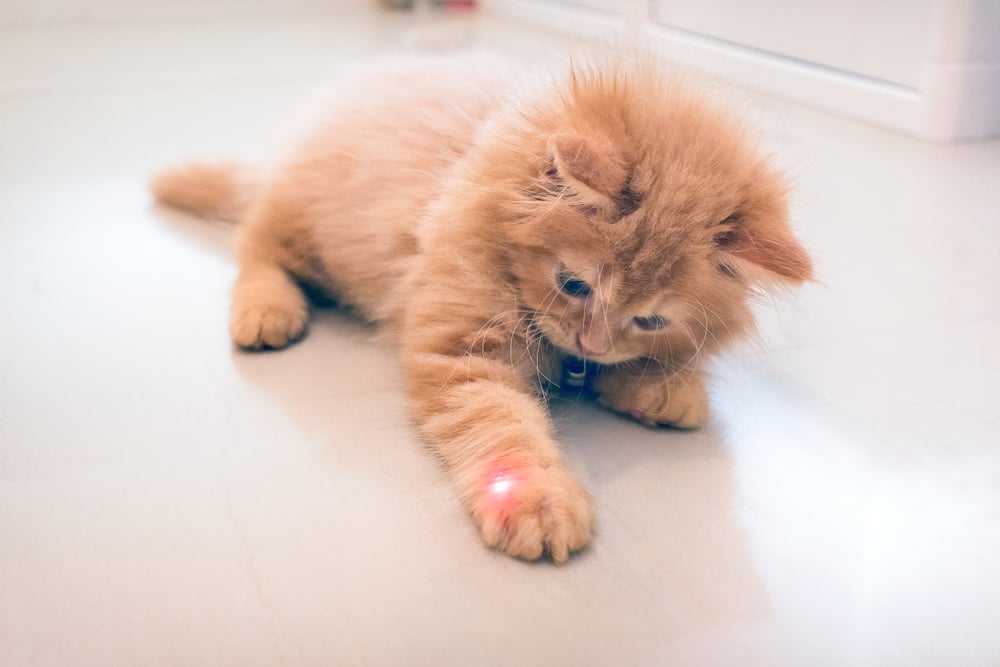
[
  {"x1": 716, "y1": 211, "x2": 814, "y2": 283},
  {"x1": 547, "y1": 133, "x2": 628, "y2": 206}
]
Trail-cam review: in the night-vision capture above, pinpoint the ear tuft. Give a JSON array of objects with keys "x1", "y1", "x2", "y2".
[
  {"x1": 715, "y1": 212, "x2": 814, "y2": 283},
  {"x1": 547, "y1": 133, "x2": 628, "y2": 207}
]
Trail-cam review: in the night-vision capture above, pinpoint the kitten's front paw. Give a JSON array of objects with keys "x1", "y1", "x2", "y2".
[
  {"x1": 230, "y1": 297, "x2": 308, "y2": 350},
  {"x1": 597, "y1": 373, "x2": 709, "y2": 429},
  {"x1": 469, "y1": 461, "x2": 594, "y2": 564}
]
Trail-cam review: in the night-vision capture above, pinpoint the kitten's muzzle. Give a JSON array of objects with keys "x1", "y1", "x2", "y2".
[{"x1": 576, "y1": 332, "x2": 608, "y2": 359}]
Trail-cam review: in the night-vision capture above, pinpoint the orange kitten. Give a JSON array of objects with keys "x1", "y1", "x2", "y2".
[{"x1": 152, "y1": 53, "x2": 812, "y2": 563}]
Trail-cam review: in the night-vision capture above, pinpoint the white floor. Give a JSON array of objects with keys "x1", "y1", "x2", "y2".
[{"x1": 2, "y1": 7, "x2": 1000, "y2": 667}]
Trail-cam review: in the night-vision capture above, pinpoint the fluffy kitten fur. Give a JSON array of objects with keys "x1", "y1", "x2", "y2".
[{"x1": 152, "y1": 53, "x2": 812, "y2": 564}]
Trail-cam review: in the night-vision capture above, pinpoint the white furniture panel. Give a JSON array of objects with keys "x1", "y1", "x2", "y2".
[
  {"x1": 653, "y1": 0, "x2": 933, "y2": 89},
  {"x1": 481, "y1": 0, "x2": 1000, "y2": 142}
]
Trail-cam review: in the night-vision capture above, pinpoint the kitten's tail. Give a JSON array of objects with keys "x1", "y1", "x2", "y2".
[{"x1": 150, "y1": 162, "x2": 260, "y2": 223}]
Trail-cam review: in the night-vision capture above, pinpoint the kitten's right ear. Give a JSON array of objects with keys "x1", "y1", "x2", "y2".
[
  {"x1": 547, "y1": 133, "x2": 628, "y2": 210},
  {"x1": 715, "y1": 211, "x2": 814, "y2": 283}
]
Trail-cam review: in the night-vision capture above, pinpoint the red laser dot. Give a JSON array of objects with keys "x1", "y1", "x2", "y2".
[{"x1": 490, "y1": 473, "x2": 514, "y2": 497}]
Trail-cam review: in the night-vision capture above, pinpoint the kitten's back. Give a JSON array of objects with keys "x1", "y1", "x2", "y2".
[{"x1": 254, "y1": 58, "x2": 521, "y2": 324}]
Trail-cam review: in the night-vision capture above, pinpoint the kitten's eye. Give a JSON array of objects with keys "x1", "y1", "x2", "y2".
[
  {"x1": 633, "y1": 315, "x2": 669, "y2": 331},
  {"x1": 558, "y1": 270, "x2": 591, "y2": 297}
]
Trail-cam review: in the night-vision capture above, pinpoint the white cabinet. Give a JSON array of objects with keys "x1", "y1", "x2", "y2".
[
  {"x1": 652, "y1": 0, "x2": 934, "y2": 88},
  {"x1": 481, "y1": 0, "x2": 1000, "y2": 142}
]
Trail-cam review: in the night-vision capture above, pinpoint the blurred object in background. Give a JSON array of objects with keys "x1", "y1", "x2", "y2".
[
  {"x1": 382, "y1": 0, "x2": 476, "y2": 9},
  {"x1": 389, "y1": 0, "x2": 479, "y2": 49},
  {"x1": 480, "y1": 0, "x2": 1000, "y2": 142}
]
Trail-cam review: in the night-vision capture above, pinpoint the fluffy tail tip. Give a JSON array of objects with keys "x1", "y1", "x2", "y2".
[{"x1": 150, "y1": 161, "x2": 258, "y2": 223}]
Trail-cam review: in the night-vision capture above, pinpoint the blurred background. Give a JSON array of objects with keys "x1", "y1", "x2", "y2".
[{"x1": 1, "y1": 0, "x2": 997, "y2": 140}]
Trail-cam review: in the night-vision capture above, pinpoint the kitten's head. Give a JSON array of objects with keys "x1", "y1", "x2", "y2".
[{"x1": 489, "y1": 56, "x2": 812, "y2": 365}]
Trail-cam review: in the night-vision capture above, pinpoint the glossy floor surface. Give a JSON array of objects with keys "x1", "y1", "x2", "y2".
[{"x1": 2, "y1": 7, "x2": 999, "y2": 667}]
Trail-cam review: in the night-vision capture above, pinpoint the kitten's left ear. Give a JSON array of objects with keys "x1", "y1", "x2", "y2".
[
  {"x1": 547, "y1": 132, "x2": 628, "y2": 209},
  {"x1": 715, "y1": 205, "x2": 813, "y2": 283}
]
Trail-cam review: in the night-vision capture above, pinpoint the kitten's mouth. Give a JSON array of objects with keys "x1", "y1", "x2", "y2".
[{"x1": 570, "y1": 348, "x2": 605, "y2": 363}]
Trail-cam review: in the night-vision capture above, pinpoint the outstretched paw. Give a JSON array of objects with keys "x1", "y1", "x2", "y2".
[{"x1": 468, "y1": 461, "x2": 594, "y2": 564}]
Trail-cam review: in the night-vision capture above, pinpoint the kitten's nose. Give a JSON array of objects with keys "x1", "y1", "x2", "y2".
[{"x1": 576, "y1": 333, "x2": 607, "y2": 358}]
